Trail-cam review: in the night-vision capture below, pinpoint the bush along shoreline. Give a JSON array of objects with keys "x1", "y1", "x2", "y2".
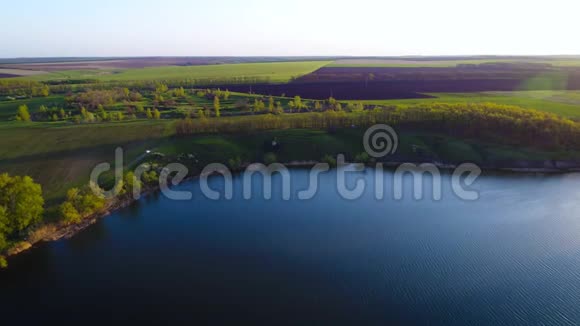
[{"x1": 0, "y1": 169, "x2": 158, "y2": 268}]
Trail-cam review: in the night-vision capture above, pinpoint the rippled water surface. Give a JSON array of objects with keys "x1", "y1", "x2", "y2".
[{"x1": 2, "y1": 169, "x2": 580, "y2": 324}]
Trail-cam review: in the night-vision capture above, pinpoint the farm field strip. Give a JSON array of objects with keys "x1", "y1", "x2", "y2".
[
  {"x1": 348, "y1": 91, "x2": 580, "y2": 117},
  {"x1": 8, "y1": 61, "x2": 332, "y2": 82},
  {"x1": 327, "y1": 58, "x2": 580, "y2": 68},
  {"x1": 0, "y1": 68, "x2": 48, "y2": 76}
]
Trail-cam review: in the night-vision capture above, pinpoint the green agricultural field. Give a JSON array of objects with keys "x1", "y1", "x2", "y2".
[
  {"x1": 12, "y1": 61, "x2": 331, "y2": 82},
  {"x1": 487, "y1": 91, "x2": 580, "y2": 105},
  {"x1": 351, "y1": 91, "x2": 580, "y2": 118}
]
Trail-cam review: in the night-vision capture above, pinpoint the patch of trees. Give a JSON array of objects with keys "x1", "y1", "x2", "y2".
[
  {"x1": 66, "y1": 88, "x2": 142, "y2": 110},
  {"x1": 0, "y1": 168, "x2": 162, "y2": 267},
  {"x1": 176, "y1": 103, "x2": 580, "y2": 151},
  {"x1": 35, "y1": 105, "x2": 70, "y2": 121},
  {"x1": 59, "y1": 170, "x2": 159, "y2": 225},
  {"x1": 71, "y1": 106, "x2": 152, "y2": 124},
  {"x1": 195, "y1": 88, "x2": 231, "y2": 100},
  {"x1": 15, "y1": 104, "x2": 31, "y2": 121},
  {"x1": 0, "y1": 174, "x2": 45, "y2": 267},
  {"x1": 0, "y1": 80, "x2": 50, "y2": 97},
  {"x1": 59, "y1": 187, "x2": 106, "y2": 225}
]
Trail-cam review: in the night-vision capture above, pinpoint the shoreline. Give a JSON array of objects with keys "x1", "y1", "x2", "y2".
[{"x1": 4, "y1": 159, "x2": 580, "y2": 263}]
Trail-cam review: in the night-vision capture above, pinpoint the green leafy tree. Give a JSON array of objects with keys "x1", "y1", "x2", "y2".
[
  {"x1": 213, "y1": 96, "x2": 221, "y2": 117},
  {"x1": 142, "y1": 170, "x2": 158, "y2": 185},
  {"x1": 355, "y1": 152, "x2": 370, "y2": 163},
  {"x1": 288, "y1": 100, "x2": 295, "y2": 112},
  {"x1": 263, "y1": 152, "x2": 277, "y2": 165},
  {"x1": 314, "y1": 101, "x2": 322, "y2": 111},
  {"x1": 155, "y1": 83, "x2": 168, "y2": 94},
  {"x1": 328, "y1": 97, "x2": 337, "y2": 109},
  {"x1": 275, "y1": 101, "x2": 284, "y2": 114},
  {"x1": 0, "y1": 206, "x2": 9, "y2": 250},
  {"x1": 173, "y1": 87, "x2": 186, "y2": 97},
  {"x1": 40, "y1": 85, "x2": 50, "y2": 97},
  {"x1": 294, "y1": 96, "x2": 303, "y2": 111},
  {"x1": 0, "y1": 174, "x2": 44, "y2": 234},
  {"x1": 198, "y1": 109, "x2": 206, "y2": 120},
  {"x1": 268, "y1": 96, "x2": 274, "y2": 113},
  {"x1": 59, "y1": 187, "x2": 106, "y2": 225},
  {"x1": 253, "y1": 99, "x2": 265, "y2": 113},
  {"x1": 322, "y1": 155, "x2": 337, "y2": 167},
  {"x1": 228, "y1": 157, "x2": 242, "y2": 170},
  {"x1": 146, "y1": 108, "x2": 153, "y2": 119},
  {"x1": 97, "y1": 106, "x2": 109, "y2": 121},
  {"x1": 60, "y1": 201, "x2": 81, "y2": 225},
  {"x1": 16, "y1": 104, "x2": 31, "y2": 121},
  {"x1": 153, "y1": 108, "x2": 161, "y2": 120},
  {"x1": 123, "y1": 172, "x2": 142, "y2": 196}
]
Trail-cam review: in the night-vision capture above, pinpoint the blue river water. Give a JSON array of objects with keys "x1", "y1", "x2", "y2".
[{"x1": 2, "y1": 168, "x2": 580, "y2": 324}]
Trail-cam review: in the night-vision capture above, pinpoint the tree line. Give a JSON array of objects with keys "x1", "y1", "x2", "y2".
[
  {"x1": 0, "y1": 80, "x2": 50, "y2": 97},
  {"x1": 176, "y1": 102, "x2": 580, "y2": 150}
]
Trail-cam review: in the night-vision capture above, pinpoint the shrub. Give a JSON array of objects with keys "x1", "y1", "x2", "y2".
[
  {"x1": 322, "y1": 154, "x2": 337, "y2": 167},
  {"x1": 354, "y1": 152, "x2": 370, "y2": 164},
  {"x1": 263, "y1": 152, "x2": 277, "y2": 165}
]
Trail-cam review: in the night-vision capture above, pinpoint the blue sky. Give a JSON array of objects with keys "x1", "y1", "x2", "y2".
[{"x1": 0, "y1": 0, "x2": 577, "y2": 57}]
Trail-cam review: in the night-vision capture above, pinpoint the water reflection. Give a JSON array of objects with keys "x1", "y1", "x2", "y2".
[{"x1": 1, "y1": 169, "x2": 580, "y2": 324}]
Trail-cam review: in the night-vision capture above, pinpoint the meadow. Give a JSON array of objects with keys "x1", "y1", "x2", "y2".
[{"x1": 8, "y1": 61, "x2": 331, "y2": 82}]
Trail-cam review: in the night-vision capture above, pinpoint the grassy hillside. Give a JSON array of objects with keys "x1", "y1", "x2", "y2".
[
  {"x1": 3, "y1": 122, "x2": 574, "y2": 203},
  {"x1": 0, "y1": 120, "x2": 174, "y2": 201}
]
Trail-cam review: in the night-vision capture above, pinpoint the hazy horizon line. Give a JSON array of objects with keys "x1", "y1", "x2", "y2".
[{"x1": 2, "y1": 54, "x2": 580, "y2": 61}]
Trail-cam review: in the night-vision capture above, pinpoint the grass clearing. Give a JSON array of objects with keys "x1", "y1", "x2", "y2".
[
  {"x1": 0, "y1": 119, "x2": 175, "y2": 202},
  {"x1": 0, "y1": 119, "x2": 175, "y2": 161},
  {"x1": 0, "y1": 96, "x2": 66, "y2": 120}
]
